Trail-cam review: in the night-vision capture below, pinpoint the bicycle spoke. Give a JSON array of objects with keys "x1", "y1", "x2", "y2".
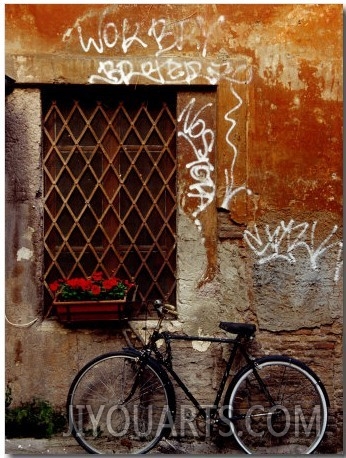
[
  {"x1": 67, "y1": 352, "x2": 175, "y2": 454},
  {"x1": 228, "y1": 357, "x2": 328, "y2": 454}
]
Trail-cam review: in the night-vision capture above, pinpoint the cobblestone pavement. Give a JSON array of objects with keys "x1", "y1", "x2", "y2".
[
  {"x1": 5, "y1": 436, "x2": 243, "y2": 455},
  {"x1": 5, "y1": 436, "x2": 342, "y2": 455},
  {"x1": 5, "y1": 437, "x2": 86, "y2": 455},
  {"x1": 5, "y1": 437, "x2": 85, "y2": 455}
]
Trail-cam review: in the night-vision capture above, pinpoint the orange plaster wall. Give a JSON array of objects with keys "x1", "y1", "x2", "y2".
[{"x1": 5, "y1": 4, "x2": 342, "y2": 244}]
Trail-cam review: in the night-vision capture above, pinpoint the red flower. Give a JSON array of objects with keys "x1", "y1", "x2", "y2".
[
  {"x1": 79, "y1": 278, "x2": 92, "y2": 291},
  {"x1": 103, "y1": 278, "x2": 118, "y2": 290},
  {"x1": 91, "y1": 285, "x2": 101, "y2": 296},
  {"x1": 49, "y1": 281, "x2": 60, "y2": 292},
  {"x1": 67, "y1": 278, "x2": 82, "y2": 289},
  {"x1": 65, "y1": 278, "x2": 89, "y2": 290},
  {"x1": 50, "y1": 273, "x2": 133, "y2": 301},
  {"x1": 91, "y1": 272, "x2": 103, "y2": 282}
]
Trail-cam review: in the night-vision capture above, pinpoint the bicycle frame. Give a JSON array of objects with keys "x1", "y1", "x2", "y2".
[
  {"x1": 142, "y1": 327, "x2": 255, "y2": 423},
  {"x1": 67, "y1": 303, "x2": 330, "y2": 455}
]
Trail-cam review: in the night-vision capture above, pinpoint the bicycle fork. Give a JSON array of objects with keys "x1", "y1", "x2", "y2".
[
  {"x1": 120, "y1": 351, "x2": 151, "y2": 405},
  {"x1": 226, "y1": 358, "x2": 282, "y2": 426},
  {"x1": 219, "y1": 344, "x2": 279, "y2": 428}
]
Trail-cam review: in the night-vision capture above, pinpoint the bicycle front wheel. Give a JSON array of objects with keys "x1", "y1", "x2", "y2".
[
  {"x1": 226, "y1": 356, "x2": 329, "y2": 454},
  {"x1": 67, "y1": 350, "x2": 176, "y2": 454}
]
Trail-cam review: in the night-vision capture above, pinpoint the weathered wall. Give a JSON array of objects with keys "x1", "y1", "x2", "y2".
[{"x1": 5, "y1": 4, "x2": 342, "y2": 452}]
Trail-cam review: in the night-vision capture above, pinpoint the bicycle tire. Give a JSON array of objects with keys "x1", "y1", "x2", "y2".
[
  {"x1": 66, "y1": 349, "x2": 176, "y2": 454},
  {"x1": 224, "y1": 355, "x2": 329, "y2": 454}
]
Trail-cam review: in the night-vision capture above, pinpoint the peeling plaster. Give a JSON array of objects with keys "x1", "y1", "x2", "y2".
[
  {"x1": 191, "y1": 328, "x2": 212, "y2": 352},
  {"x1": 24, "y1": 226, "x2": 35, "y2": 241},
  {"x1": 192, "y1": 339, "x2": 211, "y2": 352},
  {"x1": 16, "y1": 247, "x2": 33, "y2": 261}
]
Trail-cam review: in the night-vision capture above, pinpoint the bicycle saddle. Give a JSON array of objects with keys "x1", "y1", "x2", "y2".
[{"x1": 219, "y1": 322, "x2": 256, "y2": 337}]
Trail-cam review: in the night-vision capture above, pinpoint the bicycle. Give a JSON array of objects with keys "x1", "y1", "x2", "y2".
[{"x1": 66, "y1": 299, "x2": 329, "y2": 454}]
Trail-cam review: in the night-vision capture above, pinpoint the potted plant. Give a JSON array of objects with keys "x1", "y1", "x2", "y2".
[{"x1": 49, "y1": 272, "x2": 137, "y2": 323}]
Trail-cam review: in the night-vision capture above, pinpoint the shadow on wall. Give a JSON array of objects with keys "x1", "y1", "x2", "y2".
[{"x1": 5, "y1": 75, "x2": 16, "y2": 96}]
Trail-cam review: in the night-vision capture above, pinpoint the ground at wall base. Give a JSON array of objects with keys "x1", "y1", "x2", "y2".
[
  {"x1": 5, "y1": 436, "x2": 343, "y2": 455},
  {"x1": 5, "y1": 437, "x2": 238, "y2": 454}
]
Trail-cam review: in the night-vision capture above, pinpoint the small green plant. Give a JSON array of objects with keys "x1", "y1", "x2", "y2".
[
  {"x1": 5, "y1": 384, "x2": 12, "y2": 409},
  {"x1": 5, "y1": 384, "x2": 66, "y2": 439}
]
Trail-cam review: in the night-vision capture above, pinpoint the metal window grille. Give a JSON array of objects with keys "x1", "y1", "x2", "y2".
[{"x1": 43, "y1": 86, "x2": 177, "y2": 304}]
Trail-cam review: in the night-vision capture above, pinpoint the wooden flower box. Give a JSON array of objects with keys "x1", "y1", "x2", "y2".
[
  {"x1": 53, "y1": 299, "x2": 131, "y2": 323},
  {"x1": 52, "y1": 283, "x2": 139, "y2": 323}
]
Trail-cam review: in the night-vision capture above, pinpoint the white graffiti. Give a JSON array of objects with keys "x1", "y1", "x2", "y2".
[
  {"x1": 77, "y1": 19, "x2": 147, "y2": 54},
  {"x1": 221, "y1": 78, "x2": 253, "y2": 210},
  {"x1": 76, "y1": 15, "x2": 225, "y2": 58},
  {"x1": 244, "y1": 220, "x2": 343, "y2": 282},
  {"x1": 88, "y1": 55, "x2": 253, "y2": 217},
  {"x1": 178, "y1": 98, "x2": 215, "y2": 223},
  {"x1": 88, "y1": 58, "x2": 251, "y2": 86},
  {"x1": 76, "y1": 12, "x2": 253, "y2": 217}
]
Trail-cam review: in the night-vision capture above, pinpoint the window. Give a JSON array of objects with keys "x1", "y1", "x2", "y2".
[{"x1": 43, "y1": 86, "x2": 177, "y2": 304}]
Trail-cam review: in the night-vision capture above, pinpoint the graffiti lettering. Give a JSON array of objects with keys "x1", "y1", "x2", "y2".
[
  {"x1": 74, "y1": 13, "x2": 252, "y2": 218},
  {"x1": 76, "y1": 15, "x2": 225, "y2": 57},
  {"x1": 221, "y1": 73, "x2": 253, "y2": 210},
  {"x1": 178, "y1": 98, "x2": 215, "y2": 222},
  {"x1": 148, "y1": 18, "x2": 183, "y2": 56},
  {"x1": 77, "y1": 19, "x2": 148, "y2": 54},
  {"x1": 244, "y1": 220, "x2": 343, "y2": 282},
  {"x1": 89, "y1": 58, "x2": 251, "y2": 86}
]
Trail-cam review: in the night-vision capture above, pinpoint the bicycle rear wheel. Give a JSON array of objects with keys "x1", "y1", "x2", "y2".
[
  {"x1": 67, "y1": 350, "x2": 176, "y2": 454},
  {"x1": 225, "y1": 356, "x2": 329, "y2": 454}
]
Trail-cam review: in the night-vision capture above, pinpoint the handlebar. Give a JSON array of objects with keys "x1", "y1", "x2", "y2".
[{"x1": 153, "y1": 299, "x2": 178, "y2": 317}]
